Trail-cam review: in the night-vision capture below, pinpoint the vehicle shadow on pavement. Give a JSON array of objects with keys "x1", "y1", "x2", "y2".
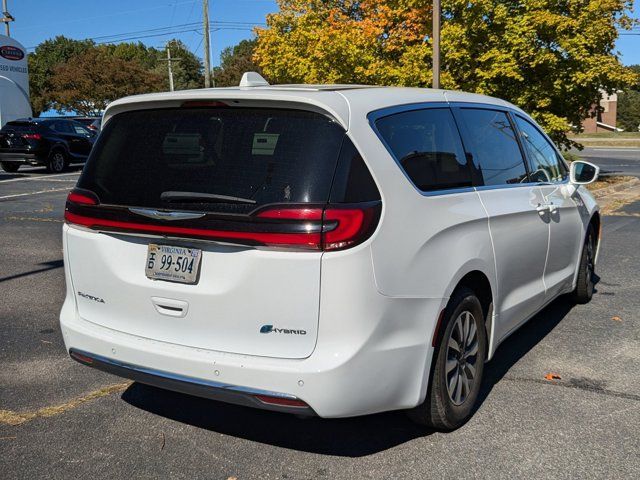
[
  {"x1": 121, "y1": 294, "x2": 583, "y2": 457},
  {"x1": 476, "y1": 295, "x2": 578, "y2": 409},
  {"x1": 122, "y1": 383, "x2": 429, "y2": 456}
]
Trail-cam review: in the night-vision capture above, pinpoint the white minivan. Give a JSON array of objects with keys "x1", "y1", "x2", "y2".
[{"x1": 60, "y1": 74, "x2": 600, "y2": 430}]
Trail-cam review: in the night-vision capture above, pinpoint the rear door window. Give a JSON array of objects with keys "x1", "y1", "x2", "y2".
[
  {"x1": 455, "y1": 108, "x2": 528, "y2": 186},
  {"x1": 374, "y1": 108, "x2": 472, "y2": 192},
  {"x1": 78, "y1": 108, "x2": 347, "y2": 213}
]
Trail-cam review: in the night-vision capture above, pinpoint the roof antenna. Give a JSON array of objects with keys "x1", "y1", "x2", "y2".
[{"x1": 239, "y1": 72, "x2": 270, "y2": 88}]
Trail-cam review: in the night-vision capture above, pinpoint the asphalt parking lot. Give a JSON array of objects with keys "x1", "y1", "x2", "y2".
[{"x1": 1, "y1": 166, "x2": 639, "y2": 479}]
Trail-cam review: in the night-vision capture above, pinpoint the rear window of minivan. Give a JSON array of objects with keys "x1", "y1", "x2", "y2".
[{"x1": 78, "y1": 107, "x2": 347, "y2": 213}]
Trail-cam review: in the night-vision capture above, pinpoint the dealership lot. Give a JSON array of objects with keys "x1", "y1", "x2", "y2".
[{"x1": 1, "y1": 168, "x2": 639, "y2": 479}]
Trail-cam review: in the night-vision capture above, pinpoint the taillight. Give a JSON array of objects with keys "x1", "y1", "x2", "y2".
[
  {"x1": 257, "y1": 204, "x2": 379, "y2": 251},
  {"x1": 323, "y1": 208, "x2": 371, "y2": 251},
  {"x1": 181, "y1": 101, "x2": 229, "y2": 108},
  {"x1": 64, "y1": 189, "x2": 379, "y2": 251},
  {"x1": 22, "y1": 133, "x2": 42, "y2": 140},
  {"x1": 67, "y1": 190, "x2": 99, "y2": 206}
]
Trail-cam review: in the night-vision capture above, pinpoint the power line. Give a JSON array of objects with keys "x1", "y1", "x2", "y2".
[
  {"x1": 93, "y1": 26, "x2": 254, "y2": 46},
  {"x1": 27, "y1": 21, "x2": 263, "y2": 50}
]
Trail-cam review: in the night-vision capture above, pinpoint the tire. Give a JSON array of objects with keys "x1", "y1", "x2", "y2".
[
  {"x1": 0, "y1": 162, "x2": 20, "y2": 173},
  {"x1": 408, "y1": 287, "x2": 487, "y2": 430},
  {"x1": 571, "y1": 224, "x2": 596, "y2": 304},
  {"x1": 46, "y1": 149, "x2": 67, "y2": 173}
]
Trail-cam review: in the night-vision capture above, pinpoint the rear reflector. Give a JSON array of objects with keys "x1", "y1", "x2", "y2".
[
  {"x1": 69, "y1": 351, "x2": 94, "y2": 365},
  {"x1": 254, "y1": 395, "x2": 309, "y2": 408}
]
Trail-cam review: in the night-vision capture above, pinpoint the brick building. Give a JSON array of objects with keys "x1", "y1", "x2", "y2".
[{"x1": 581, "y1": 91, "x2": 619, "y2": 133}]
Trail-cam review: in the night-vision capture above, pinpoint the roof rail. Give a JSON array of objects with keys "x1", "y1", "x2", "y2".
[{"x1": 239, "y1": 72, "x2": 270, "y2": 88}]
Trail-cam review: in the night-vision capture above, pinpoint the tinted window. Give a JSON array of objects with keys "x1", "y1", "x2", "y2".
[
  {"x1": 78, "y1": 108, "x2": 346, "y2": 213},
  {"x1": 50, "y1": 121, "x2": 73, "y2": 134},
  {"x1": 515, "y1": 116, "x2": 567, "y2": 183},
  {"x1": 457, "y1": 109, "x2": 528, "y2": 186},
  {"x1": 71, "y1": 122, "x2": 90, "y2": 135},
  {"x1": 330, "y1": 136, "x2": 380, "y2": 202},
  {"x1": 1, "y1": 121, "x2": 36, "y2": 133},
  {"x1": 375, "y1": 108, "x2": 471, "y2": 191}
]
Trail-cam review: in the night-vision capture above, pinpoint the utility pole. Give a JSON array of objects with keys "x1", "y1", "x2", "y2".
[
  {"x1": 2, "y1": 0, "x2": 14, "y2": 37},
  {"x1": 167, "y1": 47, "x2": 175, "y2": 92},
  {"x1": 159, "y1": 43, "x2": 181, "y2": 92},
  {"x1": 432, "y1": 0, "x2": 441, "y2": 89},
  {"x1": 203, "y1": 0, "x2": 211, "y2": 88}
]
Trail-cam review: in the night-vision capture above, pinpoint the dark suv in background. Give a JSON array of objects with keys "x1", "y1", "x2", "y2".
[{"x1": 0, "y1": 118, "x2": 96, "y2": 173}]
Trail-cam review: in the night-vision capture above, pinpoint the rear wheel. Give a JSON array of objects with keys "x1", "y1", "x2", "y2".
[
  {"x1": 0, "y1": 162, "x2": 20, "y2": 173},
  {"x1": 46, "y1": 150, "x2": 67, "y2": 173},
  {"x1": 408, "y1": 287, "x2": 487, "y2": 430},
  {"x1": 571, "y1": 225, "x2": 596, "y2": 304}
]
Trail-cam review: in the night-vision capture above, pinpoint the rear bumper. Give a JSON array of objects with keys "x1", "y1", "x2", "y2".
[
  {"x1": 60, "y1": 291, "x2": 444, "y2": 419},
  {"x1": 69, "y1": 348, "x2": 315, "y2": 415},
  {"x1": 0, "y1": 152, "x2": 41, "y2": 164}
]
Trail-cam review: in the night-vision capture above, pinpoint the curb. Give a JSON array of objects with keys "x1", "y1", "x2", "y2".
[{"x1": 590, "y1": 177, "x2": 640, "y2": 199}]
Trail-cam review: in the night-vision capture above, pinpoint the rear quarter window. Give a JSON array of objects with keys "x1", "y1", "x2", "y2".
[{"x1": 374, "y1": 108, "x2": 472, "y2": 192}]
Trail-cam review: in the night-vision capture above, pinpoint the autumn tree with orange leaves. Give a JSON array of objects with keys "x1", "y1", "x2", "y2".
[{"x1": 254, "y1": 0, "x2": 637, "y2": 147}]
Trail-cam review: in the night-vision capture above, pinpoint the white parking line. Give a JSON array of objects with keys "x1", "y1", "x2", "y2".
[
  {"x1": 0, "y1": 187, "x2": 72, "y2": 200},
  {"x1": 0, "y1": 172, "x2": 81, "y2": 184},
  {"x1": 591, "y1": 148, "x2": 640, "y2": 152}
]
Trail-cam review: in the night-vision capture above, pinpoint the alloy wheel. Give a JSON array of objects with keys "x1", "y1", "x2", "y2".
[
  {"x1": 51, "y1": 152, "x2": 65, "y2": 172},
  {"x1": 446, "y1": 310, "x2": 479, "y2": 406},
  {"x1": 585, "y1": 232, "x2": 595, "y2": 290}
]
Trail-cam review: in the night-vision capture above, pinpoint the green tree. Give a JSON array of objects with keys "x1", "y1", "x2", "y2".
[
  {"x1": 28, "y1": 36, "x2": 94, "y2": 116},
  {"x1": 617, "y1": 65, "x2": 640, "y2": 132},
  {"x1": 255, "y1": 0, "x2": 638, "y2": 148},
  {"x1": 213, "y1": 39, "x2": 265, "y2": 87},
  {"x1": 152, "y1": 39, "x2": 204, "y2": 91},
  {"x1": 105, "y1": 41, "x2": 161, "y2": 70},
  {"x1": 49, "y1": 46, "x2": 164, "y2": 115}
]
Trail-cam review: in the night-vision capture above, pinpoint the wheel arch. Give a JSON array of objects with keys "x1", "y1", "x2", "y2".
[
  {"x1": 590, "y1": 211, "x2": 601, "y2": 264},
  {"x1": 438, "y1": 269, "x2": 494, "y2": 353},
  {"x1": 419, "y1": 267, "x2": 496, "y2": 406},
  {"x1": 49, "y1": 143, "x2": 68, "y2": 156}
]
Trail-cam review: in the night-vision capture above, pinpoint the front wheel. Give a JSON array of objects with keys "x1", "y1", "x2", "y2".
[
  {"x1": 408, "y1": 287, "x2": 487, "y2": 430},
  {"x1": 571, "y1": 225, "x2": 596, "y2": 304},
  {"x1": 0, "y1": 162, "x2": 20, "y2": 173},
  {"x1": 46, "y1": 150, "x2": 67, "y2": 173}
]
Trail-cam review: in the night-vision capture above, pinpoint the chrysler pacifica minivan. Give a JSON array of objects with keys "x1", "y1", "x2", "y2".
[{"x1": 60, "y1": 73, "x2": 600, "y2": 430}]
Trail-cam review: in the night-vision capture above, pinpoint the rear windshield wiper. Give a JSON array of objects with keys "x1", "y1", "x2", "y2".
[{"x1": 160, "y1": 191, "x2": 257, "y2": 205}]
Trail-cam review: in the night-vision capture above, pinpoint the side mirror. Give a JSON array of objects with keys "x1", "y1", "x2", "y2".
[{"x1": 570, "y1": 160, "x2": 599, "y2": 185}]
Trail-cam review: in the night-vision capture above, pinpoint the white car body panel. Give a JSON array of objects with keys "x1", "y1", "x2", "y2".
[
  {"x1": 65, "y1": 227, "x2": 322, "y2": 359},
  {"x1": 60, "y1": 85, "x2": 600, "y2": 417}
]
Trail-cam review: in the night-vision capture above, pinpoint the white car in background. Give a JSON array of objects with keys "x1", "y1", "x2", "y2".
[{"x1": 60, "y1": 73, "x2": 600, "y2": 430}]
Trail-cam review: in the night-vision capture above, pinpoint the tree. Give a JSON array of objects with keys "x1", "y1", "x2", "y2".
[
  {"x1": 616, "y1": 64, "x2": 640, "y2": 132},
  {"x1": 152, "y1": 39, "x2": 204, "y2": 91},
  {"x1": 28, "y1": 36, "x2": 94, "y2": 116},
  {"x1": 49, "y1": 46, "x2": 164, "y2": 115},
  {"x1": 105, "y1": 41, "x2": 161, "y2": 70},
  {"x1": 213, "y1": 39, "x2": 265, "y2": 87},
  {"x1": 254, "y1": 0, "x2": 638, "y2": 148}
]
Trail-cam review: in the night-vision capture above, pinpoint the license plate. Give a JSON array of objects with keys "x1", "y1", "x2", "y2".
[{"x1": 145, "y1": 244, "x2": 202, "y2": 284}]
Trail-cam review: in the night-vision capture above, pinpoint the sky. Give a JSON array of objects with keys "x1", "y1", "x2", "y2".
[
  {"x1": 4, "y1": 0, "x2": 640, "y2": 67},
  {"x1": 7, "y1": 0, "x2": 278, "y2": 67}
]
